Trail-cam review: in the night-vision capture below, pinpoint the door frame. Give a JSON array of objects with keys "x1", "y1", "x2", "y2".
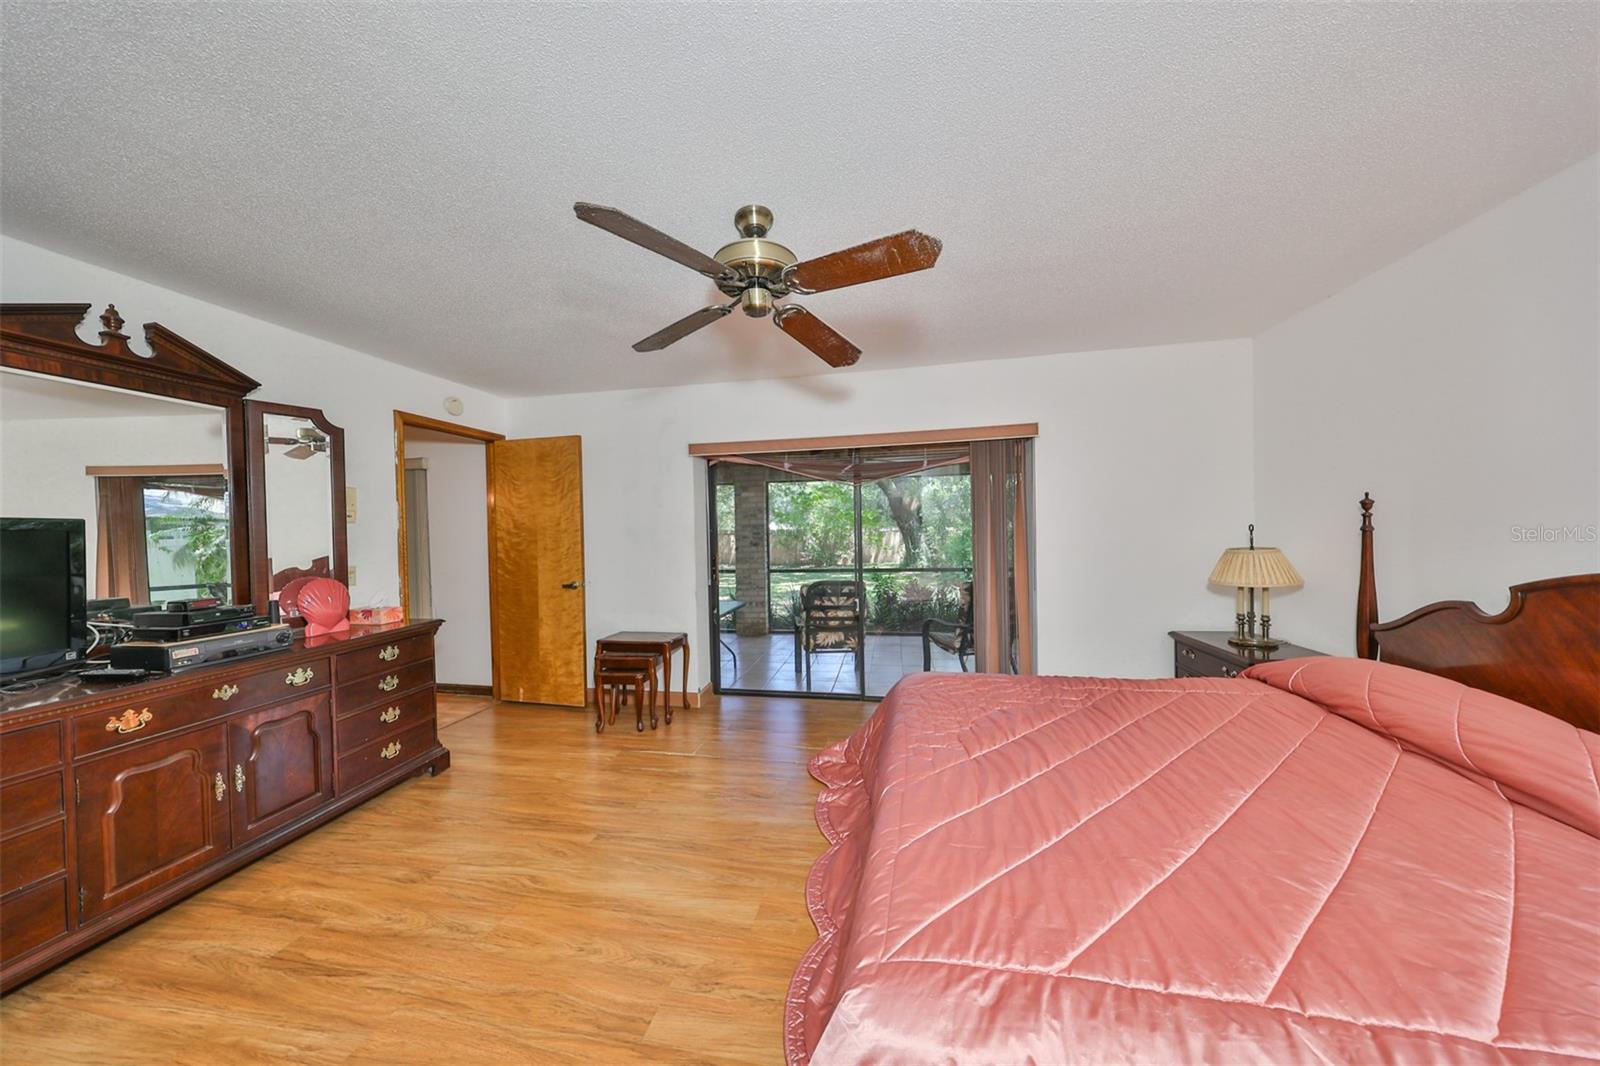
[{"x1": 393, "y1": 411, "x2": 505, "y2": 693}]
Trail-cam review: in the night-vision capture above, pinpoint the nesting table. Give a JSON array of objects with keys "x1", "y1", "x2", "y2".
[{"x1": 593, "y1": 631, "x2": 690, "y2": 715}]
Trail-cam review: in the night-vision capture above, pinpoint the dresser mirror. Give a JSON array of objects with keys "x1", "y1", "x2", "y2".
[
  {"x1": 245, "y1": 399, "x2": 348, "y2": 613},
  {"x1": 0, "y1": 367, "x2": 236, "y2": 604},
  {"x1": 0, "y1": 304, "x2": 258, "y2": 606}
]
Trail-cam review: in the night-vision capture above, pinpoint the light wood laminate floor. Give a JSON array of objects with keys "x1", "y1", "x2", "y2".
[{"x1": 0, "y1": 692, "x2": 875, "y2": 1064}]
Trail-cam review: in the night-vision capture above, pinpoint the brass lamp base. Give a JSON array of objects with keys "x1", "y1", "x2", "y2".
[{"x1": 1228, "y1": 607, "x2": 1283, "y2": 651}]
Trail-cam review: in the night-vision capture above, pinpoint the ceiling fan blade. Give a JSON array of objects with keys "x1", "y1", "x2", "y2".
[
  {"x1": 773, "y1": 305, "x2": 861, "y2": 367},
  {"x1": 632, "y1": 302, "x2": 737, "y2": 352},
  {"x1": 786, "y1": 229, "x2": 942, "y2": 293},
  {"x1": 574, "y1": 203, "x2": 729, "y2": 279}
]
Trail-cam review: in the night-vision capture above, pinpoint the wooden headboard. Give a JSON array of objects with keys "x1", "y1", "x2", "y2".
[{"x1": 1356, "y1": 494, "x2": 1600, "y2": 731}]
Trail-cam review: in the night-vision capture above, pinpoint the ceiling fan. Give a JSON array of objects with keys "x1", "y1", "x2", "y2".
[
  {"x1": 265, "y1": 427, "x2": 329, "y2": 460},
  {"x1": 573, "y1": 202, "x2": 943, "y2": 367}
]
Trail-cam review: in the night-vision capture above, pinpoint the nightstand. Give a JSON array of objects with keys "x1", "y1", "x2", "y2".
[{"x1": 1169, "y1": 630, "x2": 1326, "y2": 679}]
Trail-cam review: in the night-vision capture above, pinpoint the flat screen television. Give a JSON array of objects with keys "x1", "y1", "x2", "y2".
[{"x1": 0, "y1": 517, "x2": 89, "y2": 679}]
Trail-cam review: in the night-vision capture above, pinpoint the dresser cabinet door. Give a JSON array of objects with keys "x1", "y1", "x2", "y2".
[
  {"x1": 228, "y1": 693, "x2": 334, "y2": 844},
  {"x1": 75, "y1": 725, "x2": 231, "y2": 923}
]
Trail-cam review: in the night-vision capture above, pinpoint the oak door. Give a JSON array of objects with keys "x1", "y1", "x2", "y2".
[
  {"x1": 228, "y1": 693, "x2": 334, "y2": 844},
  {"x1": 488, "y1": 435, "x2": 586, "y2": 705},
  {"x1": 75, "y1": 724, "x2": 231, "y2": 922}
]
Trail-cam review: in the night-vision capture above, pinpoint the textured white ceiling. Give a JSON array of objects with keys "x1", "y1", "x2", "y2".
[{"x1": 1, "y1": 2, "x2": 1594, "y2": 396}]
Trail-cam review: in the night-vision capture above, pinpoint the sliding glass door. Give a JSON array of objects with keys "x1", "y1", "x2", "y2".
[{"x1": 708, "y1": 447, "x2": 973, "y2": 700}]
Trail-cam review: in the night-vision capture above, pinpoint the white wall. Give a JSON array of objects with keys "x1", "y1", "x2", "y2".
[
  {"x1": 404, "y1": 437, "x2": 492, "y2": 686},
  {"x1": 0, "y1": 406, "x2": 225, "y2": 588},
  {"x1": 510, "y1": 339, "x2": 1256, "y2": 687},
  {"x1": 0, "y1": 236, "x2": 510, "y2": 613},
  {"x1": 1253, "y1": 155, "x2": 1600, "y2": 655}
]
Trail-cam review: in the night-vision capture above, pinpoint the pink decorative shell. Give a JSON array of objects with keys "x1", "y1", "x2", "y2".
[
  {"x1": 298, "y1": 577, "x2": 351, "y2": 636},
  {"x1": 276, "y1": 576, "x2": 312, "y2": 618}
]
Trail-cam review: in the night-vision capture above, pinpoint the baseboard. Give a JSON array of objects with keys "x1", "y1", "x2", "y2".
[
  {"x1": 583, "y1": 682, "x2": 712, "y2": 709},
  {"x1": 437, "y1": 683, "x2": 493, "y2": 696}
]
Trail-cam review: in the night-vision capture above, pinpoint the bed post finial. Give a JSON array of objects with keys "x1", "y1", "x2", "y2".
[{"x1": 1356, "y1": 493, "x2": 1378, "y2": 659}]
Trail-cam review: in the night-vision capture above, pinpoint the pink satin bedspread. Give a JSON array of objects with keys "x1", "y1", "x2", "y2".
[{"x1": 786, "y1": 659, "x2": 1600, "y2": 1065}]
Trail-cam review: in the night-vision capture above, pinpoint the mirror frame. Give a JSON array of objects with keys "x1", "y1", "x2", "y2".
[
  {"x1": 0, "y1": 303, "x2": 259, "y2": 606},
  {"x1": 244, "y1": 400, "x2": 348, "y2": 615}
]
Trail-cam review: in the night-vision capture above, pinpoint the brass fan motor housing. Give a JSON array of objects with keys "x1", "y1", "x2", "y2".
[{"x1": 714, "y1": 204, "x2": 796, "y2": 298}]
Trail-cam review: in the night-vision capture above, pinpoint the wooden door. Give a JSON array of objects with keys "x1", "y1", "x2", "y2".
[
  {"x1": 229, "y1": 693, "x2": 334, "y2": 844},
  {"x1": 488, "y1": 435, "x2": 586, "y2": 705},
  {"x1": 75, "y1": 724, "x2": 231, "y2": 922}
]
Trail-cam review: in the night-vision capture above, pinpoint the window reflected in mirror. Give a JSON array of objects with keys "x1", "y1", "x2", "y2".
[{"x1": 93, "y1": 473, "x2": 231, "y2": 602}]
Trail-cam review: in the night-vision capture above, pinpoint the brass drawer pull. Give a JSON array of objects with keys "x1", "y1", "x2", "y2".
[
  {"x1": 379, "y1": 706, "x2": 401, "y2": 724},
  {"x1": 378, "y1": 644, "x2": 400, "y2": 662},
  {"x1": 234, "y1": 764, "x2": 246, "y2": 793},
  {"x1": 379, "y1": 741, "x2": 402, "y2": 760},
  {"x1": 214, "y1": 772, "x2": 226, "y2": 802},
  {"x1": 1224, "y1": 667, "x2": 1239, "y2": 678},
  {"x1": 1181, "y1": 648, "x2": 1197, "y2": 661},
  {"x1": 285, "y1": 666, "x2": 316, "y2": 687},
  {"x1": 378, "y1": 674, "x2": 399, "y2": 692},
  {"x1": 213, "y1": 683, "x2": 240, "y2": 702},
  {"x1": 106, "y1": 708, "x2": 153, "y2": 734}
]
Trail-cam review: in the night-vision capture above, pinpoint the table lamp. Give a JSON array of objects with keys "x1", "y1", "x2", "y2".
[{"x1": 1208, "y1": 524, "x2": 1303, "y2": 650}]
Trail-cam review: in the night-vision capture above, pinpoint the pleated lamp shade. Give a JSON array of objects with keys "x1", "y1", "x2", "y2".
[{"x1": 1208, "y1": 547, "x2": 1304, "y2": 589}]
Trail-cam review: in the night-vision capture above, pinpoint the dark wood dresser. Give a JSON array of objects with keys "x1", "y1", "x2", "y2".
[
  {"x1": 0, "y1": 619, "x2": 447, "y2": 992},
  {"x1": 1169, "y1": 630, "x2": 1326, "y2": 679}
]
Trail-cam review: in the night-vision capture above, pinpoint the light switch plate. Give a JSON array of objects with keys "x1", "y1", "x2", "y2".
[
  {"x1": 347, "y1": 565, "x2": 357, "y2": 585},
  {"x1": 346, "y1": 486, "x2": 358, "y2": 522}
]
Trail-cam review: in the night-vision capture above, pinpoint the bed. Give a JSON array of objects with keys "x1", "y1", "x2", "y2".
[{"x1": 787, "y1": 497, "x2": 1600, "y2": 1064}]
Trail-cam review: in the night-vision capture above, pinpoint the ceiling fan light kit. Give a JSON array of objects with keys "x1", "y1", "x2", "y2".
[{"x1": 573, "y1": 201, "x2": 942, "y2": 366}]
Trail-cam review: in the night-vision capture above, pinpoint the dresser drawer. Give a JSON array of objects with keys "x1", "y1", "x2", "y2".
[
  {"x1": 1175, "y1": 643, "x2": 1242, "y2": 679},
  {"x1": 336, "y1": 686, "x2": 435, "y2": 754},
  {"x1": 337, "y1": 719, "x2": 436, "y2": 795},
  {"x1": 0, "y1": 773, "x2": 64, "y2": 833},
  {"x1": 0, "y1": 722, "x2": 63, "y2": 782},
  {"x1": 0, "y1": 877, "x2": 68, "y2": 961},
  {"x1": 198, "y1": 656, "x2": 332, "y2": 714},
  {"x1": 336, "y1": 634, "x2": 433, "y2": 682},
  {"x1": 0, "y1": 822, "x2": 64, "y2": 896},
  {"x1": 336, "y1": 659, "x2": 434, "y2": 715},
  {"x1": 75, "y1": 656, "x2": 331, "y2": 757}
]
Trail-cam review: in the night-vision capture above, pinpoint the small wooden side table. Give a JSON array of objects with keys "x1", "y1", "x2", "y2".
[
  {"x1": 595, "y1": 631, "x2": 689, "y2": 721},
  {"x1": 1169, "y1": 630, "x2": 1325, "y2": 679}
]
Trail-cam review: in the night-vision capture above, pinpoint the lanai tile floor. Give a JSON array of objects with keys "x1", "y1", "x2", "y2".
[{"x1": 716, "y1": 632, "x2": 964, "y2": 698}]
